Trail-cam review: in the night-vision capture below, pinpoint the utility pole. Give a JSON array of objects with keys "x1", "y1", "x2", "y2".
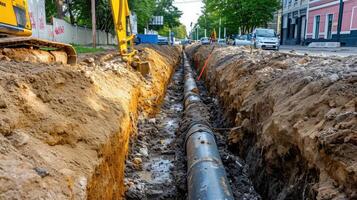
[
  {"x1": 204, "y1": 29, "x2": 207, "y2": 37},
  {"x1": 196, "y1": 26, "x2": 199, "y2": 41},
  {"x1": 91, "y1": 0, "x2": 96, "y2": 48},
  {"x1": 336, "y1": 0, "x2": 344, "y2": 43},
  {"x1": 224, "y1": 27, "x2": 226, "y2": 38},
  {"x1": 219, "y1": 17, "x2": 221, "y2": 39}
]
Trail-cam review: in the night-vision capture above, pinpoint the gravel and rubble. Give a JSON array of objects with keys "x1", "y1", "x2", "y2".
[{"x1": 186, "y1": 44, "x2": 356, "y2": 200}]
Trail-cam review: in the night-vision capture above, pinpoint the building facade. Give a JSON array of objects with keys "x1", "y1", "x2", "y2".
[
  {"x1": 281, "y1": 0, "x2": 309, "y2": 45},
  {"x1": 267, "y1": 9, "x2": 283, "y2": 34},
  {"x1": 305, "y1": 0, "x2": 357, "y2": 46}
]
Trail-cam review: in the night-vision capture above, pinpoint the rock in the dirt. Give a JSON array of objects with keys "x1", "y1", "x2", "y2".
[
  {"x1": 132, "y1": 157, "x2": 143, "y2": 170},
  {"x1": 126, "y1": 184, "x2": 145, "y2": 199},
  {"x1": 0, "y1": 55, "x2": 11, "y2": 62},
  {"x1": 139, "y1": 147, "x2": 149, "y2": 157},
  {"x1": 148, "y1": 118, "x2": 156, "y2": 124},
  {"x1": 0, "y1": 99, "x2": 7, "y2": 109},
  {"x1": 83, "y1": 58, "x2": 95, "y2": 64},
  {"x1": 33, "y1": 167, "x2": 50, "y2": 178},
  {"x1": 8, "y1": 131, "x2": 29, "y2": 147}
]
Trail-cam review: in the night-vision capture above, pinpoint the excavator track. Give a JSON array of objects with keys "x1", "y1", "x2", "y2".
[{"x1": 0, "y1": 37, "x2": 77, "y2": 65}]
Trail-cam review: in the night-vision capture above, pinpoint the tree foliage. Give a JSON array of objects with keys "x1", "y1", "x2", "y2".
[
  {"x1": 129, "y1": 0, "x2": 156, "y2": 33},
  {"x1": 158, "y1": 24, "x2": 187, "y2": 39},
  {"x1": 45, "y1": 0, "x2": 183, "y2": 35},
  {"x1": 194, "y1": 0, "x2": 280, "y2": 38}
]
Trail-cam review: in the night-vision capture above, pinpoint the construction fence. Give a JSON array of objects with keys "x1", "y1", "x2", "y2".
[{"x1": 27, "y1": 0, "x2": 117, "y2": 45}]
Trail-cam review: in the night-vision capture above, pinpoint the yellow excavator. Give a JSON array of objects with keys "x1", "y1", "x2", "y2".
[{"x1": 0, "y1": 0, "x2": 147, "y2": 71}]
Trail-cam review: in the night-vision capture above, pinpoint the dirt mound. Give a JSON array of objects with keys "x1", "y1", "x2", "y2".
[
  {"x1": 186, "y1": 44, "x2": 356, "y2": 200},
  {"x1": 0, "y1": 45, "x2": 181, "y2": 199}
]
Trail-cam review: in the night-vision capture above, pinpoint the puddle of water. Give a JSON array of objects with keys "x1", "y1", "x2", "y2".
[
  {"x1": 170, "y1": 103, "x2": 183, "y2": 112},
  {"x1": 164, "y1": 119, "x2": 179, "y2": 132},
  {"x1": 138, "y1": 157, "x2": 174, "y2": 184},
  {"x1": 160, "y1": 138, "x2": 173, "y2": 146}
]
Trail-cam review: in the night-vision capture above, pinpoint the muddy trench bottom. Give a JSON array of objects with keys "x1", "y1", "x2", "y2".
[{"x1": 124, "y1": 63, "x2": 186, "y2": 200}]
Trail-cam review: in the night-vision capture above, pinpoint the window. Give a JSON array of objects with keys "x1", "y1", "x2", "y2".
[
  {"x1": 256, "y1": 29, "x2": 277, "y2": 37},
  {"x1": 314, "y1": 15, "x2": 320, "y2": 39},
  {"x1": 326, "y1": 14, "x2": 333, "y2": 39}
]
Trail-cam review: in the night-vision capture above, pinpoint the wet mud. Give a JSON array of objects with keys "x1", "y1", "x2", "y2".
[{"x1": 124, "y1": 59, "x2": 186, "y2": 199}]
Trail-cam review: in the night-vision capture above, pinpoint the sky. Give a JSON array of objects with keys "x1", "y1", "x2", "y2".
[{"x1": 173, "y1": 0, "x2": 203, "y2": 34}]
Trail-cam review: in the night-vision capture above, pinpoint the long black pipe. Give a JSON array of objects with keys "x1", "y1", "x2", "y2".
[{"x1": 182, "y1": 53, "x2": 234, "y2": 200}]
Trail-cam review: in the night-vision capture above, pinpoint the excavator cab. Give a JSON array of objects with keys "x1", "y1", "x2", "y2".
[
  {"x1": 110, "y1": 0, "x2": 150, "y2": 76},
  {"x1": 0, "y1": 0, "x2": 77, "y2": 65},
  {"x1": 0, "y1": 0, "x2": 32, "y2": 37}
]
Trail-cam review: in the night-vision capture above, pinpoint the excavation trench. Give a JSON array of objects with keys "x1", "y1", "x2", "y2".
[
  {"x1": 124, "y1": 55, "x2": 185, "y2": 199},
  {"x1": 125, "y1": 52, "x2": 260, "y2": 200},
  {"x1": 185, "y1": 44, "x2": 356, "y2": 200}
]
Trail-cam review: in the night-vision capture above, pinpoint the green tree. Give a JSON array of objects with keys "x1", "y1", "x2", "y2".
[
  {"x1": 44, "y1": 0, "x2": 184, "y2": 36},
  {"x1": 129, "y1": 0, "x2": 156, "y2": 33},
  {"x1": 195, "y1": 0, "x2": 280, "y2": 37},
  {"x1": 153, "y1": 0, "x2": 182, "y2": 29},
  {"x1": 158, "y1": 24, "x2": 187, "y2": 39}
]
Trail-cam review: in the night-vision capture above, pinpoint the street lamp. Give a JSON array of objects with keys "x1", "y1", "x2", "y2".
[{"x1": 196, "y1": 26, "x2": 199, "y2": 41}]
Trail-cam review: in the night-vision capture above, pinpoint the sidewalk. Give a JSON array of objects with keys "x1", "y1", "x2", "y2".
[{"x1": 280, "y1": 45, "x2": 357, "y2": 57}]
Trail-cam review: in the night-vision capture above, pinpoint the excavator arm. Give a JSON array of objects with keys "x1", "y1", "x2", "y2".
[
  {"x1": 109, "y1": 0, "x2": 150, "y2": 75},
  {"x1": 109, "y1": 0, "x2": 132, "y2": 56}
]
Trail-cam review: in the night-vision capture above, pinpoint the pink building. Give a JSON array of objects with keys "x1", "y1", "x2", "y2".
[{"x1": 305, "y1": 0, "x2": 357, "y2": 46}]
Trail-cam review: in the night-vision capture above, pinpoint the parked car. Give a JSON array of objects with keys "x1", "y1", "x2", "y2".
[
  {"x1": 158, "y1": 36, "x2": 169, "y2": 45},
  {"x1": 200, "y1": 37, "x2": 210, "y2": 45},
  {"x1": 252, "y1": 28, "x2": 280, "y2": 50},
  {"x1": 174, "y1": 39, "x2": 181, "y2": 45},
  {"x1": 181, "y1": 39, "x2": 188, "y2": 45},
  {"x1": 234, "y1": 34, "x2": 252, "y2": 46},
  {"x1": 217, "y1": 38, "x2": 227, "y2": 45}
]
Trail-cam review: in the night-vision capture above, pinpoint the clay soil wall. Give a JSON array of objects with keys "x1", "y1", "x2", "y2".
[{"x1": 0, "y1": 45, "x2": 181, "y2": 199}]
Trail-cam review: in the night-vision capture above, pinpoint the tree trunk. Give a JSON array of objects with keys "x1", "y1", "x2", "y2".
[
  {"x1": 91, "y1": 0, "x2": 96, "y2": 48},
  {"x1": 55, "y1": 0, "x2": 64, "y2": 19},
  {"x1": 67, "y1": 1, "x2": 75, "y2": 24}
]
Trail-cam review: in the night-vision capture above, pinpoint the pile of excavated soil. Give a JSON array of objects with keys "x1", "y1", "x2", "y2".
[
  {"x1": 186, "y1": 44, "x2": 356, "y2": 200},
  {"x1": 0, "y1": 45, "x2": 181, "y2": 199}
]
